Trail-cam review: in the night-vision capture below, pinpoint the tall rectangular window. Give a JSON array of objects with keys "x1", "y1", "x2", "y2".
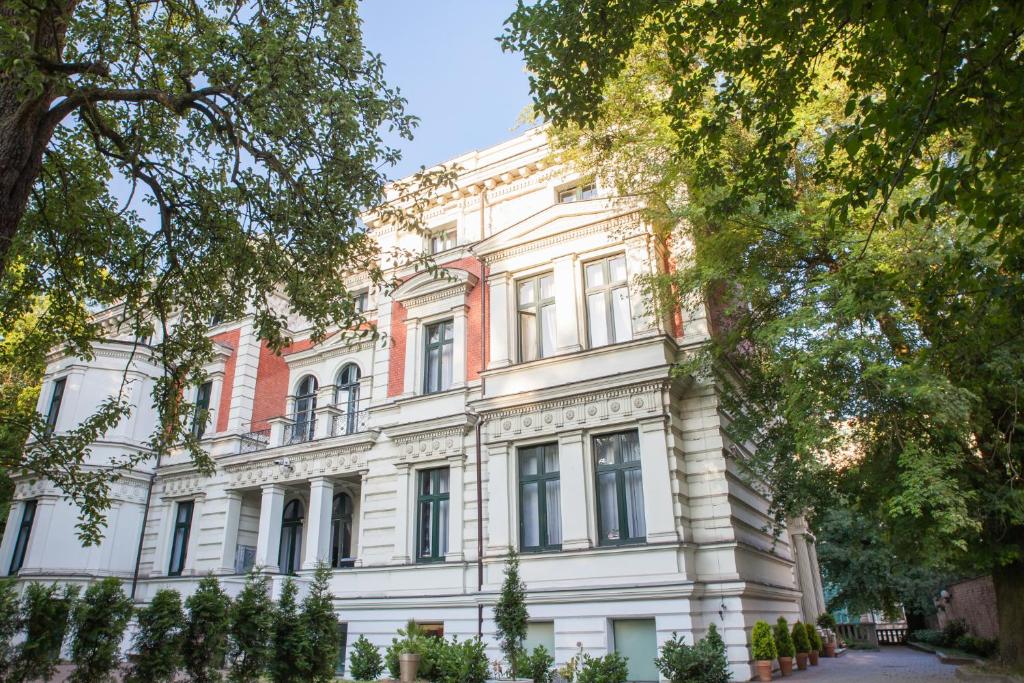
[
  {"x1": 519, "y1": 444, "x2": 561, "y2": 551},
  {"x1": 423, "y1": 320, "x2": 454, "y2": 394},
  {"x1": 416, "y1": 468, "x2": 449, "y2": 562},
  {"x1": 167, "y1": 500, "x2": 195, "y2": 576},
  {"x1": 429, "y1": 227, "x2": 456, "y2": 254},
  {"x1": 8, "y1": 500, "x2": 36, "y2": 575},
  {"x1": 584, "y1": 255, "x2": 633, "y2": 348},
  {"x1": 191, "y1": 381, "x2": 213, "y2": 438},
  {"x1": 517, "y1": 274, "x2": 556, "y2": 362},
  {"x1": 44, "y1": 378, "x2": 66, "y2": 434},
  {"x1": 594, "y1": 431, "x2": 646, "y2": 545}
]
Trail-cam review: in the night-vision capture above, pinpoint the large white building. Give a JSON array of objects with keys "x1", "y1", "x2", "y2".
[{"x1": 0, "y1": 128, "x2": 826, "y2": 681}]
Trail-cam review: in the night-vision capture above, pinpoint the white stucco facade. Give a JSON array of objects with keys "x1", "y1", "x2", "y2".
[{"x1": 1, "y1": 128, "x2": 825, "y2": 681}]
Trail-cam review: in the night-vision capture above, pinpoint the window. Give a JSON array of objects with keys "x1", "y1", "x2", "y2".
[
  {"x1": 44, "y1": 378, "x2": 66, "y2": 435},
  {"x1": 334, "y1": 364, "x2": 361, "y2": 436},
  {"x1": 292, "y1": 375, "x2": 318, "y2": 443},
  {"x1": 525, "y1": 622, "x2": 555, "y2": 655},
  {"x1": 584, "y1": 255, "x2": 633, "y2": 347},
  {"x1": 8, "y1": 500, "x2": 36, "y2": 575},
  {"x1": 168, "y1": 500, "x2": 194, "y2": 576},
  {"x1": 353, "y1": 291, "x2": 369, "y2": 313},
  {"x1": 234, "y1": 544, "x2": 256, "y2": 574},
  {"x1": 331, "y1": 492, "x2": 355, "y2": 568},
  {"x1": 594, "y1": 431, "x2": 646, "y2": 545},
  {"x1": 558, "y1": 182, "x2": 597, "y2": 204},
  {"x1": 517, "y1": 274, "x2": 556, "y2": 362},
  {"x1": 335, "y1": 623, "x2": 349, "y2": 675},
  {"x1": 423, "y1": 320, "x2": 454, "y2": 394},
  {"x1": 191, "y1": 381, "x2": 213, "y2": 438},
  {"x1": 613, "y1": 619, "x2": 658, "y2": 682},
  {"x1": 519, "y1": 444, "x2": 561, "y2": 551},
  {"x1": 279, "y1": 499, "x2": 304, "y2": 575},
  {"x1": 416, "y1": 468, "x2": 449, "y2": 562},
  {"x1": 428, "y1": 226, "x2": 456, "y2": 254},
  {"x1": 417, "y1": 622, "x2": 445, "y2": 638}
]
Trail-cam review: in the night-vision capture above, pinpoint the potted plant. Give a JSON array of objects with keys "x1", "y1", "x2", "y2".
[
  {"x1": 751, "y1": 620, "x2": 777, "y2": 682},
  {"x1": 791, "y1": 622, "x2": 811, "y2": 671},
  {"x1": 817, "y1": 613, "x2": 838, "y2": 657},
  {"x1": 774, "y1": 617, "x2": 795, "y2": 676},
  {"x1": 807, "y1": 627, "x2": 822, "y2": 665}
]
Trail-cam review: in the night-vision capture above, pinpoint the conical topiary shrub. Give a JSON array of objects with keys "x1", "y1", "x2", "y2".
[
  {"x1": 774, "y1": 617, "x2": 795, "y2": 676},
  {"x1": 752, "y1": 620, "x2": 777, "y2": 682}
]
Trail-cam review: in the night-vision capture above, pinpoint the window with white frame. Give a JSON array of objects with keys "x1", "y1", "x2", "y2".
[
  {"x1": 44, "y1": 378, "x2": 66, "y2": 435},
  {"x1": 167, "y1": 500, "x2": 195, "y2": 576},
  {"x1": 517, "y1": 273, "x2": 556, "y2": 362},
  {"x1": 558, "y1": 182, "x2": 597, "y2": 204},
  {"x1": 423, "y1": 320, "x2": 454, "y2": 393},
  {"x1": 584, "y1": 254, "x2": 633, "y2": 347},
  {"x1": 353, "y1": 290, "x2": 369, "y2": 313},
  {"x1": 428, "y1": 225, "x2": 456, "y2": 254}
]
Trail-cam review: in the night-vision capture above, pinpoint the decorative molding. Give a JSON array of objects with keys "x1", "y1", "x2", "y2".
[
  {"x1": 223, "y1": 441, "x2": 374, "y2": 487},
  {"x1": 482, "y1": 380, "x2": 668, "y2": 443},
  {"x1": 285, "y1": 338, "x2": 375, "y2": 371},
  {"x1": 482, "y1": 211, "x2": 645, "y2": 264}
]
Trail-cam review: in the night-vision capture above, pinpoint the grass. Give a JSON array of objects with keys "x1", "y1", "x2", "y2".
[{"x1": 908, "y1": 639, "x2": 983, "y2": 662}]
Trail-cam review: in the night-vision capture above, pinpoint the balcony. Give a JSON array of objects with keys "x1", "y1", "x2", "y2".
[{"x1": 237, "y1": 400, "x2": 373, "y2": 455}]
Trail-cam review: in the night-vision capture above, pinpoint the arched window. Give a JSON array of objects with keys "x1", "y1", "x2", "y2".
[
  {"x1": 334, "y1": 364, "x2": 361, "y2": 435},
  {"x1": 279, "y1": 499, "x2": 304, "y2": 575},
  {"x1": 293, "y1": 375, "x2": 318, "y2": 443},
  {"x1": 331, "y1": 492, "x2": 355, "y2": 568}
]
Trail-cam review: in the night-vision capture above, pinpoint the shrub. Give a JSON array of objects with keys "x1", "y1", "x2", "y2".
[
  {"x1": 494, "y1": 548, "x2": 528, "y2": 676},
  {"x1": 0, "y1": 581, "x2": 21, "y2": 679},
  {"x1": 654, "y1": 624, "x2": 730, "y2": 683},
  {"x1": 14, "y1": 582, "x2": 78, "y2": 683},
  {"x1": 68, "y1": 578, "x2": 134, "y2": 683},
  {"x1": 774, "y1": 618, "x2": 795, "y2": 658},
  {"x1": 577, "y1": 652, "x2": 629, "y2": 683},
  {"x1": 791, "y1": 621, "x2": 811, "y2": 653},
  {"x1": 955, "y1": 634, "x2": 999, "y2": 658},
  {"x1": 183, "y1": 575, "x2": 232, "y2": 683},
  {"x1": 126, "y1": 588, "x2": 184, "y2": 683},
  {"x1": 228, "y1": 569, "x2": 274, "y2": 683},
  {"x1": 752, "y1": 621, "x2": 777, "y2": 661},
  {"x1": 514, "y1": 644, "x2": 555, "y2": 683},
  {"x1": 434, "y1": 636, "x2": 489, "y2": 683},
  {"x1": 807, "y1": 626, "x2": 823, "y2": 652},
  {"x1": 816, "y1": 613, "x2": 837, "y2": 631},
  {"x1": 348, "y1": 635, "x2": 383, "y2": 681},
  {"x1": 941, "y1": 619, "x2": 968, "y2": 647},
  {"x1": 299, "y1": 563, "x2": 341, "y2": 683},
  {"x1": 385, "y1": 621, "x2": 439, "y2": 680},
  {"x1": 910, "y1": 629, "x2": 944, "y2": 646},
  {"x1": 270, "y1": 578, "x2": 306, "y2": 683}
]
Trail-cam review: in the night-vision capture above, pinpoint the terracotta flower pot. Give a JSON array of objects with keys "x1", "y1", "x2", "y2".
[
  {"x1": 778, "y1": 656, "x2": 793, "y2": 676},
  {"x1": 796, "y1": 652, "x2": 809, "y2": 670},
  {"x1": 809, "y1": 651, "x2": 819, "y2": 665},
  {"x1": 824, "y1": 642, "x2": 836, "y2": 658},
  {"x1": 755, "y1": 660, "x2": 773, "y2": 682}
]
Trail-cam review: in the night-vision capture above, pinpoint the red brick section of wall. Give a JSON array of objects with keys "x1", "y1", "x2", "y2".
[
  {"x1": 386, "y1": 255, "x2": 486, "y2": 398},
  {"x1": 938, "y1": 576, "x2": 1000, "y2": 639},
  {"x1": 211, "y1": 329, "x2": 240, "y2": 433}
]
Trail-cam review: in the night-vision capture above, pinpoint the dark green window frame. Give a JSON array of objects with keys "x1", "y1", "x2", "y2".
[
  {"x1": 8, "y1": 500, "x2": 36, "y2": 575},
  {"x1": 423, "y1": 320, "x2": 454, "y2": 394},
  {"x1": 518, "y1": 443, "x2": 561, "y2": 552},
  {"x1": 416, "y1": 468, "x2": 449, "y2": 563},
  {"x1": 168, "y1": 500, "x2": 194, "y2": 576},
  {"x1": 594, "y1": 430, "x2": 646, "y2": 546},
  {"x1": 279, "y1": 499, "x2": 304, "y2": 575},
  {"x1": 44, "y1": 378, "x2": 66, "y2": 435},
  {"x1": 191, "y1": 381, "x2": 213, "y2": 438}
]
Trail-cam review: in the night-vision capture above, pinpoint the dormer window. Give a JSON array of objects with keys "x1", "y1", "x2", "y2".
[
  {"x1": 428, "y1": 226, "x2": 456, "y2": 254},
  {"x1": 558, "y1": 182, "x2": 597, "y2": 204}
]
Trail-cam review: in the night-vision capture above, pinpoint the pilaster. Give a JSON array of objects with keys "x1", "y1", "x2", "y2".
[
  {"x1": 256, "y1": 484, "x2": 286, "y2": 572},
  {"x1": 638, "y1": 417, "x2": 680, "y2": 543},
  {"x1": 303, "y1": 477, "x2": 334, "y2": 570},
  {"x1": 557, "y1": 431, "x2": 591, "y2": 550}
]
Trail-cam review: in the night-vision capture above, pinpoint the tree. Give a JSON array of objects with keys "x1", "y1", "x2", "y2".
[
  {"x1": 348, "y1": 635, "x2": 384, "y2": 681},
  {"x1": 14, "y1": 583, "x2": 79, "y2": 683},
  {"x1": 774, "y1": 619, "x2": 795, "y2": 659},
  {"x1": 228, "y1": 570, "x2": 274, "y2": 683},
  {"x1": 183, "y1": 575, "x2": 233, "y2": 683},
  {"x1": 0, "y1": 581, "x2": 21, "y2": 679},
  {"x1": 69, "y1": 578, "x2": 134, "y2": 683},
  {"x1": 0, "y1": 0, "x2": 451, "y2": 546},
  {"x1": 126, "y1": 588, "x2": 184, "y2": 683},
  {"x1": 270, "y1": 577, "x2": 306, "y2": 683},
  {"x1": 493, "y1": 547, "x2": 528, "y2": 676},
  {"x1": 502, "y1": 1, "x2": 1024, "y2": 665},
  {"x1": 299, "y1": 563, "x2": 341, "y2": 683}
]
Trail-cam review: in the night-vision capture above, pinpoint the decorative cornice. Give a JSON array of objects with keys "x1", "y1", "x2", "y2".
[
  {"x1": 224, "y1": 441, "x2": 373, "y2": 487},
  {"x1": 482, "y1": 211, "x2": 645, "y2": 264}
]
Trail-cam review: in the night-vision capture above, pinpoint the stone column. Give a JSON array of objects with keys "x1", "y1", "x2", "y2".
[
  {"x1": 256, "y1": 484, "x2": 285, "y2": 572},
  {"x1": 452, "y1": 305, "x2": 468, "y2": 388},
  {"x1": 392, "y1": 463, "x2": 412, "y2": 564},
  {"x1": 807, "y1": 539, "x2": 828, "y2": 617},
  {"x1": 553, "y1": 255, "x2": 582, "y2": 352},
  {"x1": 557, "y1": 431, "x2": 591, "y2": 550},
  {"x1": 402, "y1": 318, "x2": 420, "y2": 397},
  {"x1": 21, "y1": 496, "x2": 57, "y2": 572},
  {"x1": 446, "y1": 455, "x2": 466, "y2": 561},
  {"x1": 638, "y1": 417, "x2": 679, "y2": 543},
  {"x1": 0, "y1": 502, "x2": 23, "y2": 575},
  {"x1": 485, "y1": 443, "x2": 512, "y2": 552},
  {"x1": 218, "y1": 492, "x2": 243, "y2": 573},
  {"x1": 354, "y1": 469, "x2": 369, "y2": 567},
  {"x1": 488, "y1": 273, "x2": 513, "y2": 368},
  {"x1": 304, "y1": 477, "x2": 334, "y2": 570},
  {"x1": 788, "y1": 521, "x2": 819, "y2": 623}
]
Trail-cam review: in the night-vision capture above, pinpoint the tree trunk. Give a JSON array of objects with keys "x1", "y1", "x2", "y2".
[
  {"x1": 0, "y1": 100, "x2": 51, "y2": 279},
  {"x1": 992, "y1": 559, "x2": 1024, "y2": 666}
]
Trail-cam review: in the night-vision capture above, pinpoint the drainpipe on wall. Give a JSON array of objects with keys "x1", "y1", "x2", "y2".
[{"x1": 476, "y1": 186, "x2": 489, "y2": 638}]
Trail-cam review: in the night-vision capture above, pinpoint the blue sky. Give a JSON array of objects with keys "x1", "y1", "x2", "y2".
[{"x1": 359, "y1": 1, "x2": 533, "y2": 178}]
